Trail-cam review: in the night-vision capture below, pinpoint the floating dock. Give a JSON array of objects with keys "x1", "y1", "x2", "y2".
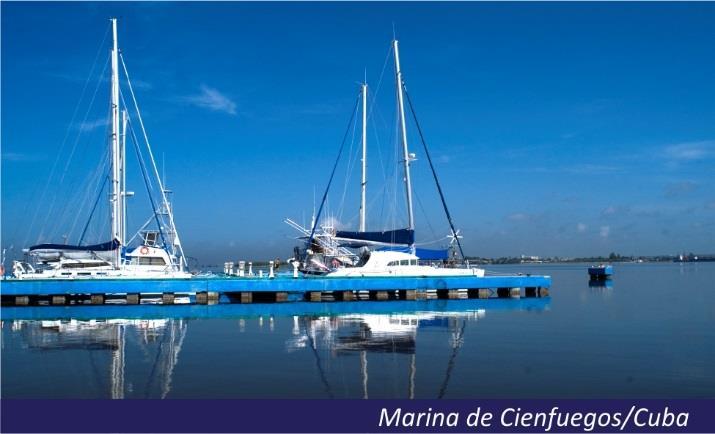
[{"x1": 1, "y1": 273, "x2": 551, "y2": 306}]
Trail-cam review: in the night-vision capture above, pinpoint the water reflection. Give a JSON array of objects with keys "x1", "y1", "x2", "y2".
[{"x1": 2, "y1": 298, "x2": 549, "y2": 398}]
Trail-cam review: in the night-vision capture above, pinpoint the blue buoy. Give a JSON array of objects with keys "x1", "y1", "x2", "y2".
[{"x1": 588, "y1": 265, "x2": 613, "y2": 280}]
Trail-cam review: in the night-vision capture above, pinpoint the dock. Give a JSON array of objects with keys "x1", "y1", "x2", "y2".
[{"x1": 0, "y1": 273, "x2": 550, "y2": 306}]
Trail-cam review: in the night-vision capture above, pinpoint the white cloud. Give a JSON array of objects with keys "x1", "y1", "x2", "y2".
[
  {"x1": 2, "y1": 152, "x2": 42, "y2": 162},
  {"x1": 77, "y1": 118, "x2": 110, "y2": 132},
  {"x1": 183, "y1": 84, "x2": 237, "y2": 115},
  {"x1": 599, "y1": 225, "x2": 610, "y2": 238},
  {"x1": 577, "y1": 223, "x2": 587, "y2": 233},
  {"x1": 507, "y1": 213, "x2": 529, "y2": 222},
  {"x1": 663, "y1": 140, "x2": 715, "y2": 162},
  {"x1": 664, "y1": 181, "x2": 698, "y2": 198}
]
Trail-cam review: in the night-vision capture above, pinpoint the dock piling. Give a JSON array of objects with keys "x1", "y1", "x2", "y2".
[
  {"x1": 126, "y1": 293, "x2": 140, "y2": 305},
  {"x1": 309, "y1": 291, "x2": 322, "y2": 302},
  {"x1": 162, "y1": 293, "x2": 175, "y2": 305},
  {"x1": 90, "y1": 294, "x2": 105, "y2": 305},
  {"x1": 375, "y1": 291, "x2": 389, "y2": 301},
  {"x1": 510, "y1": 288, "x2": 521, "y2": 299},
  {"x1": 238, "y1": 261, "x2": 245, "y2": 277},
  {"x1": 269, "y1": 261, "x2": 275, "y2": 278},
  {"x1": 51, "y1": 295, "x2": 66, "y2": 305},
  {"x1": 275, "y1": 292, "x2": 288, "y2": 302},
  {"x1": 15, "y1": 296, "x2": 29, "y2": 306},
  {"x1": 240, "y1": 292, "x2": 253, "y2": 304}
]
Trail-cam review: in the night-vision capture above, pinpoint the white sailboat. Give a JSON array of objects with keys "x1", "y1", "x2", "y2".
[
  {"x1": 12, "y1": 19, "x2": 190, "y2": 280},
  {"x1": 292, "y1": 39, "x2": 483, "y2": 278}
]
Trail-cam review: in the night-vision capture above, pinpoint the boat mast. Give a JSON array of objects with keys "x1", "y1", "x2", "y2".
[
  {"x1": 359, "y1": 82, "x2": 367, "y2": 233},
  {"x1": 393, "y1": 40, "x2": 415, "y2": 241},
  {"x1": 110, "y1": 18, "x2": 122, "y2": 267},
  {"x1": 121, "y1": 109, "x2": 128, "y2": 250}
]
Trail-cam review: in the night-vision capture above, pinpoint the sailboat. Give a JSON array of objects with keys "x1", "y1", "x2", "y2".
[
  {"x1": 290, "y1": 39, "x2": 484, "y2": 278},
  {"x1": 12, "y1": 19, "x2": 190, "y2": 280}
]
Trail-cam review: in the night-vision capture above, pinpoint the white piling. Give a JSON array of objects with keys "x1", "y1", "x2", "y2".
[
  {"x1": 228, "y1": 261, "x2": 234, "y2": 276},
  {"x1": 238, "y1": 261, "x2": 245, "y2": 277},
  {"x1": 223, "y1": 262, "x2": 229, "y2": 275},
  {"x1": 248, "y1": 262, "x2": 254, "y2": 276},
  {"x1": 259, "y1": 270, "x2": 263, "y2": 278},
  {"x1": 269, "y1": 260, "x2": 275, "y2": 278},
  {"x1": 292, "y1": 261, "x2": 299, "y2": 278}
]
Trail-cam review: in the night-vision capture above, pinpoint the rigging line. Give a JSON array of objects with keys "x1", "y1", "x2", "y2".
[
  {"x1": 307, "y1": 92, "x2": 362, "y2": 248},
  {"x1": 78, "y1": 173, "x2": 110, "y2": 245},
  {"x1": 34, "y1": 56, "x2": 110, "y2": 244},
  {"x1": 304, "y1": 320, "x2": 335, "y2": 399},
  {"x1": 23, "y1": 27, "x2": 110, "y2": 247},
  {"x1": 436, "y1": 319, "x2": 466, "y2": 399},
  {"x1": 126, "y1": 118, "x2": 168, "y2": 248},
  {"x1": 337, "y1": 97, "x2": 361, "y2": 223},
  {"x1": 65, "y1": 114, "x2": 112, "y2": 242},
  {"x1": 415, "y1": 189, "x2": 439, "y2": 243},
  {"x1": 120, "y1": 53, "x2": 185, "y2": 266},
  {"x1": 365, "y1": 43, "x2": 393, "y2": 125},
  {"x1": 403, "y1": 88, "x2": 466, "y2": 260}
]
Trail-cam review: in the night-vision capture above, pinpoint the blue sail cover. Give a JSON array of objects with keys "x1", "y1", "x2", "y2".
[
  {"x1": 29, "y1": 239, "x2": 120, "y2": 252},
  {"x1": 335, "y1": 229, "x2": 414, "y2": 246},
  {"x1": 378, "y1": 245, "x2": 450, "y2": 260}
]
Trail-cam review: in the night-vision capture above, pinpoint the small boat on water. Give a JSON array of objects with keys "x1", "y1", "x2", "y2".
[
  {"x1": 588, "y1": 264, "x2": 613, "y2": 280},
  {"x1": 11, "y1": 19, "x2": 189, "y2": 280}
]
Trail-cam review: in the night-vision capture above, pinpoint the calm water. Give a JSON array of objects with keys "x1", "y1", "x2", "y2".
[{"x1": 2, "y1": 263, "x2": 714, "y2": 398}]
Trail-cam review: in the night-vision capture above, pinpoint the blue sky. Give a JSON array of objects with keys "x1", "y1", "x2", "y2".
[{"x1": 2, "y1": 2, "x2": 715, "y2": 264}]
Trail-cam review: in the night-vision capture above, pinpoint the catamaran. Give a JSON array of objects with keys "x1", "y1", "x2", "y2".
[
  {"x1": 288, "y1": 39, "x2": 484, "y2": 278},
  {"x1": 12, "y1": 19, "x2": 189, "y2": 280}
]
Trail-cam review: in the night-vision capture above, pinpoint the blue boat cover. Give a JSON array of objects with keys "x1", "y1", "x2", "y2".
[
  {"x1": 378, "y1": 245, "x2": 449, "y2": 260},
  {"x1": 335, "y1": 229, "x2": 414, "y2": 246},
  {"x1": 29, "y1": 239, "x2": 120, "y2": 252}
]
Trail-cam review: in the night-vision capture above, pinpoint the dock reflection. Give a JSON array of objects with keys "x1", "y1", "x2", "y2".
[{"x1": 3, "y1": 298, "x2": 549, "y2": 398}]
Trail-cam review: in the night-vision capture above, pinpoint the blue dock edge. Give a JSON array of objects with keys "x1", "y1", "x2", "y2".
[{"x1": 0, "y1": 273, "x2": 551, "y2": 297}]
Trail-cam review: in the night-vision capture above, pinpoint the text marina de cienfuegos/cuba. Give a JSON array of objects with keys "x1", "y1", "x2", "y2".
[{"x1": 379, "y1": 406, "x2": 689, "y2": 431}]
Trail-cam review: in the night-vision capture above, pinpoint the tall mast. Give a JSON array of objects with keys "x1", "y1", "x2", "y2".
[
  {"x1": 393, "y1": 40, "x2": 415, "y2": 237},
  {"x1": 110, "y1": 18, "x2": 121, "y2": 266},
  {"x1": 121, "y1": 109, "x2": 128, "y2": 248},
  {"x1": 359, "y1": 82, "x2": 367, "y2": 232}
]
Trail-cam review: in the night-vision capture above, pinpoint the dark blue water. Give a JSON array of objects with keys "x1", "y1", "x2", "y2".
[{"x1": 2, "y1": 263, "x2": 713, "y2": 398}]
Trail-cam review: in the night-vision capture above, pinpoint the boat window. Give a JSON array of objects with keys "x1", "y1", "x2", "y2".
[
  {"x1": 387, "y1": 261, "x2": 398, "y2": 267},
  {"x1": 61, "y1": 261, "x2": 110, "y2": 269},
  {"x1": 410, "y1": 259, "x2": 417, "y2": 266},
  {"x1": 136, "y1": 257, "x2": 166, "y2": 266},
  {"x1": 400, "y1": 260, "x2": 408, "y2": 266}
]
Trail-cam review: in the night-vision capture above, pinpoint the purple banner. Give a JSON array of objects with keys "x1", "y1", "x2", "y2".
[{"x1": 2, "y1": 399, "x2": 713, "y2": 433}]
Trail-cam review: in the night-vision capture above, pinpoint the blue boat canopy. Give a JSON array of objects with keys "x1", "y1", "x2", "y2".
[
  {"x1": 378, "y1": 245, "x2": 449, "y2": 260},
  {"x1": 29, "y1": 239, "x2": 120, "y2": 252},
  {"x1": 335, "y1": 228, "x2": 414, "y2": 246}
]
